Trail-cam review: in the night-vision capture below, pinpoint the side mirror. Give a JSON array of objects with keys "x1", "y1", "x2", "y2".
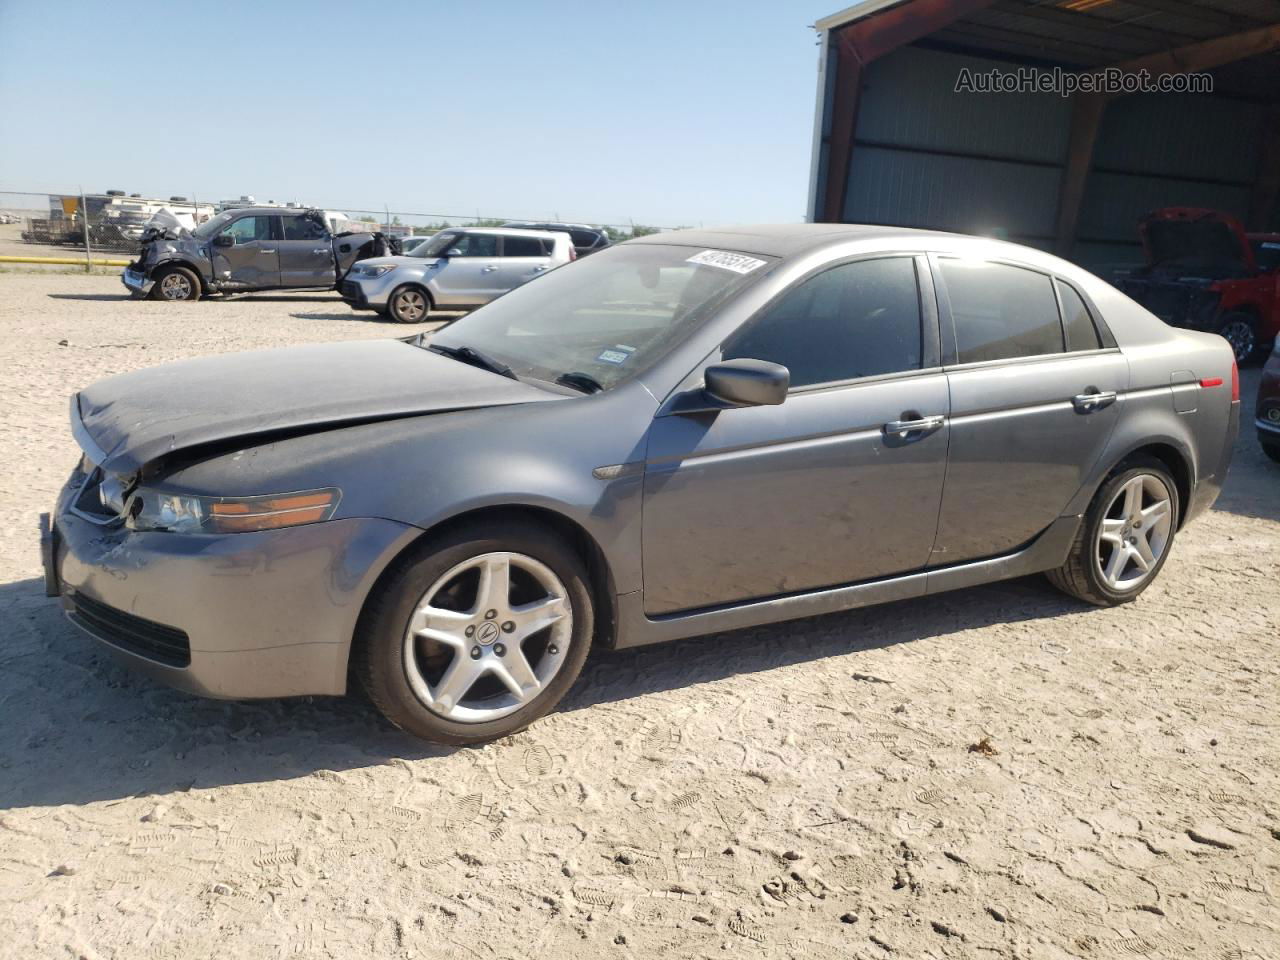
[
  {"x1": 704, "y1": 358, "x2": 789, "y2": 407},
  {"x1": 445, "y1": 248, "x2": 463, "y2": 257},
  {"x1": 212, "y1": 233, "x2": 234, "y2": 247}
]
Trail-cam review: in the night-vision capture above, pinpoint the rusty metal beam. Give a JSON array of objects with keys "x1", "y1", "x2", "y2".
[
  {"x1": 819, "y1": 0, "x2": 999, "y2": 223},
  {"x1": 1054, "y1": 94, "x2": 1107, "y2": 257},
  {"x1": 1054, "y1": 23, "x2": 1280, "y2": 256},
  {"x1": 1247, "y1": 106, "x2": 1280, "y2": 232},
  {"x1": 1115, "y1": 23, "x2": 1280, "y2": 77}
]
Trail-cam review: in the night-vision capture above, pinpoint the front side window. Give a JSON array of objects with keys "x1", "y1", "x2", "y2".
[
  {"x1": 502, "y1": 236, "x2": 545, "y2": 257},
  {"x1": 222, "y1": 215, "x2": 272, "y2": 244},
  {"x1": 722, "y1": 257, "x2": 923, "y2": 388},
  {"x1": 282, "y1": 215, "x2": 328, "y2": 240},
  {"x1": 940, "y1": 260, "x2": 1063, "y2": 364},
  {"x1": 1056, "y1": 279, "x2": 1101, "y2": 352}
]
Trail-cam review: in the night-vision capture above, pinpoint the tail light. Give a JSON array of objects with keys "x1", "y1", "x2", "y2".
[
  {"x1": 1231, "y1": 359, "x2": 1239, "y2": 402},
  {"x1": 569, "y1": 247, "x2": 577, "y2": 261}
]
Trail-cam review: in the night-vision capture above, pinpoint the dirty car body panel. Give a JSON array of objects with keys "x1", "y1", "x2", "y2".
[{"x1": 56, "y1": 224, "x2": 1237, "y2": 702}]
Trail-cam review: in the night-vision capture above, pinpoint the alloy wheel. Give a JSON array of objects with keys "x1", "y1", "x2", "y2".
[
  {"x1": 402, "y1": 551, "x2": 571, "y2": 723},
  {"x1": 1095, "y1": 474, "x2": 1173, "y2": 591},
  {"x1": 1220, "y1": 318, "x2": 1255, "y2": 362},
  {"x1": 160, "y1": 273, "x2": 192, "y2": 300},
  {"x1": 394, "y1": 290, "x2": 426, "y2": 322}
]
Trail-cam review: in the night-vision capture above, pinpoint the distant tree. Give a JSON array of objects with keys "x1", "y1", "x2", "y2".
[
  {"x1": 629, "y1": 224, "x2": 661, "y2": 237},
  {"x1": 357, "y1": 215, "x2": 378, "y2": 224}
]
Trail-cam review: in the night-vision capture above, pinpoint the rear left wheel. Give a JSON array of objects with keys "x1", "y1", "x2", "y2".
[
  {"x1": 355, "y1": 519, "x2": 593, "y2": 744},
  {"x1": 1047, "y1": 457, "x2": 1178, "y2": 606}
]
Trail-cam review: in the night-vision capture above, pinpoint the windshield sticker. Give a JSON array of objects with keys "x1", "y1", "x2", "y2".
[
  {"x1": 596, "y1": 344, "x2": 636, "y2": 365},
  {"x1": 1263, "y1": 242, "x2": 1280, "y2": 250},
  {"x1": 686, "y1": 249, "x2": 767, "y2": 274}
]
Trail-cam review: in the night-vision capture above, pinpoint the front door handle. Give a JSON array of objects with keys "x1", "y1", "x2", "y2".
[
  {"x1": 311, "y1": 248, "x2": 329, "y2": 255},
  {"x1": 258, "y1": 248, "x2": 276, "y2": 254},
  {"x1": 883, "y1": 414, "x2": 944, "y2": 438},
  {"x1": 1072, "y1": 390, "x2": 1117, "y2": 413},
  {"x1": 481, "y1": 265, "x2": 498, "y2": 273}
]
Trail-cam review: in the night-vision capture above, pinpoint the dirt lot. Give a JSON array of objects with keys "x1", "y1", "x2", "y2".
[{"x1": 0, "y1": 272, "x2": 1276, "y2": 959}]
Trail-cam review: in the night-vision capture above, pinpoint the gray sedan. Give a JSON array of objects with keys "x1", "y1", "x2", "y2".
[{"x1": 44, "y1": 225, "x2": 1240, "y2": 744}]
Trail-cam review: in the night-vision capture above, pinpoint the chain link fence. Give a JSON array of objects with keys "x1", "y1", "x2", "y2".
[{"x1": 0, "y1": 188, "x2": 679, "y2": 271}]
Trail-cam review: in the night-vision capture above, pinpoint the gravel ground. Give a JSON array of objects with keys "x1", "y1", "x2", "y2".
[{"x1": 0, "y1": 272, "x2": 1276, "y2": 960}]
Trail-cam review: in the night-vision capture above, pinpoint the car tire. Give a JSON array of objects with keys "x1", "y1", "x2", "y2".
[
  {"x1": 1216, "y1": 311, "x2": 1258, "y2": 364},
  {"x1": 1262, "y1": 441, "x2": 1280, "y2": 465},
  {"x1": 1046, "y1": 456, "x2": 1179, "y2": 607},
  {"x1": 149, "y1": 265, "x2": 200, "y2": 302},
  {"x1": 387, "y1": 285, "x2": 431, "y2": 323},
  {"x1": 355, "y1": 518, "x2": 594, "y2": 745}
]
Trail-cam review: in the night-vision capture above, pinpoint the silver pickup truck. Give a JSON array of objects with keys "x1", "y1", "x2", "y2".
[{"x1": 122, "y1": 206, "x2": 399, "y2": 301}]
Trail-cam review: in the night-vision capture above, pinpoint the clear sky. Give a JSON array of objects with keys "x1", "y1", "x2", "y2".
[{"x1": 0, "y1": 0, "x2": 841, "y2": 228}]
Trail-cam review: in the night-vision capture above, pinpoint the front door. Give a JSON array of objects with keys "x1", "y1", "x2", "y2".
[
  {"x1": 430, "y1": 232, "x2": 504, "y2": 306},
  {"x1": 277, "y1": 213, "x2": 335, "y2": 286},
  {"x1": 211, "y1": 214, "x2": 279, "y2": 288},
  {"x1": 641, "y1": 255, "x2": 949, "y2": 614},
  {"x1": 929, "y1": 258, "x2": 1125, "y2": 565}
]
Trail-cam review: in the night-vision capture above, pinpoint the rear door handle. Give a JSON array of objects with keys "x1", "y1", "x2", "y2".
[
  {"x1": 258, "y1": 248, "x2": 276, "y2": 254},
  {"x1": 1072, "y1": 390, "x2": 1117, "y2": 412},
  {"x1": 481, "y1": 265, "x2": 498, "y2": 273},
  {"x1": 311, "y1": 248, "x2": 329, "y2": 255},
  {"x1": 883, "y1": 414, "x2": 944, "y2": 438}
]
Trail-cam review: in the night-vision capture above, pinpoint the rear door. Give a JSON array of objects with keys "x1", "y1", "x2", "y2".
[
  {"x1": 277, "y1": 213, "x2": 336, "y2": 286},
  {"x1": 641, "y1": 255, "x2": 950, "y2": 614},
  {"x1": 930, "y1": 258, "x2": 1125, "y2": 566},
  {"x1": 431, "y1": 232, "x2": 503, "y2": 305},
  {"x1": 210, "y1": 214, "x2": 279, "y2": 288}
]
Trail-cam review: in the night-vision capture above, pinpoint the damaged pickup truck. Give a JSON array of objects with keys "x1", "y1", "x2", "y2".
[
  {"x1": 123, "y1": 206, "x2": 399, "y2": 302},
  {"x1": 1116, "y1": 207, "x2": 1279, "y2": 363}
]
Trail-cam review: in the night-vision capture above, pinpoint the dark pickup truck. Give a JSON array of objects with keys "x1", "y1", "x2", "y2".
[{"x1": 123, "y1": 206, "x2": 399, "y2": 301}]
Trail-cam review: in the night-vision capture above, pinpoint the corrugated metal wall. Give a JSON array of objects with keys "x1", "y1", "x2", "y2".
[
  {"x1": 831, "y1": 43, "x2": 1274, "y2": 270},
  {"x1": 844, "y1": 46, "x2": 1070, "y2": 247}
]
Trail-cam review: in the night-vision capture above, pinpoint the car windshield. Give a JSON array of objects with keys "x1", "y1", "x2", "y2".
[
  {"x1": 1251, "y1": 239, "x2": 1280, "y2": 272},
  {"x1": 427, "y1": 243, "x2": 776, "y2": 391},
  {"x1": 408, "y1": 231, "x2": 464, "y2": 258},
  {"x1": 192, "y1": 211, "x2": 239, "y2": 239}
]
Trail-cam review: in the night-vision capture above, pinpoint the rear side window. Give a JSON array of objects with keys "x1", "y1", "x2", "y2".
[
  {"x1": 502, "y1": 236, "x2": 545, "y2": 257},
  {"x1": 940, "y1": 260, "x2": 1063, "y2": 363},
  {"x1": 568, "y1": 229, "x2": 601, "y2": 248},
  {"x1": 282, "y1": 215, "x2": 328, "y2": 240},
  {"x1": 722, "y1": 257, "x2": 922, "y2": 388},
  {"x1": 1056, "y1": 280, "x2": 1101, "y2": 352}
]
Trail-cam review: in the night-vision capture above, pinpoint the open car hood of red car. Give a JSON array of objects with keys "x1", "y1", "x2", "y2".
[{"x1": 1139, "y1": 207, "x2": 1256, "y2": 274}]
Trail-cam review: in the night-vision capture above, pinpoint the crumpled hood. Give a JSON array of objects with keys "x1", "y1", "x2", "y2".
[
  {"x1": 1140, "y1": 207, "x2": 1254, "y2": 273},
  {"x1": 74, "y1": 339, "x2": 559, "y2": 473}
]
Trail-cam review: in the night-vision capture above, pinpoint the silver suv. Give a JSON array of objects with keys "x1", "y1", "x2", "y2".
[{"x1": 342, "y1": 226, "x2": 574, "y2": 322}]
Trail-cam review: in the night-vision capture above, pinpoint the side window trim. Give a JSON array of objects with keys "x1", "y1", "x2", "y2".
[
  {"x1": 1055, "y1": 276, "x2": 1116, "y2": 350},
  {"x1": 721, "y1": 251, "x2": 940, "y2": 394}
]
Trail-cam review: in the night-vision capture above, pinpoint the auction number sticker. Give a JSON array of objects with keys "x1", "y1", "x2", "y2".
[
  {"x1": 686, "y1": 249, "x2": 767, "y2": 274},
  {"x1": 597, "y1": 344, "x2": 637, "y2": 365}
]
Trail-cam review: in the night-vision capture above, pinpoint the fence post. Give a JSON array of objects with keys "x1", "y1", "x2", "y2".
[{"x1": 79, "y1": 186, "x2": 93, "y2": 272}]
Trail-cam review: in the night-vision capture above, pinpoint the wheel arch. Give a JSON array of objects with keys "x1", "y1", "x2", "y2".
[
  {"x1": 348, "y1": 503, "x2": 620, "y2": 686},
  {"x1": 1092, "y1": 439, "x2": 1194, "y2": 530},
  {"x1": 390, "y1": 280, "x2": 435, "y2": 309},
  {"x1": 151, "y1": 259, "x2": 207, "y2": 295}
]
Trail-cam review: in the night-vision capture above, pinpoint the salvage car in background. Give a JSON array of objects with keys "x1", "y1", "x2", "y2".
[
  {"x1": 500, "y1": 220, "x2": 610, "y2": 257},
  {"x1": 342, "y1": 227, "x2": 573, "y2": 322},
  {"x1": 123, "y1": 206, "x2": 399, "y2": 302},
  {"x1": 45, "y1": 225, "x2": 1238, "y2": 744},
  {"x1": 1257, "y1": 338, "x2": 1280, "y2": 463},
  {"x1": 1116, "y1": 207, "x2": 1279, "y2": 363}
]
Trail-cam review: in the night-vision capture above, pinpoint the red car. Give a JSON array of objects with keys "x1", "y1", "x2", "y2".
[{"x1": 1118, "y1": 208, "x2": 1280, "y2": 363}]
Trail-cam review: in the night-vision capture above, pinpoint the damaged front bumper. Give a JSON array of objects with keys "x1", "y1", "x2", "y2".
[
  {"x1": 45, "y1": 467, "x2": 419, "y2": 699},
  {"x1": 121, "y1": 265, "x2": 154, "y2": 298}
]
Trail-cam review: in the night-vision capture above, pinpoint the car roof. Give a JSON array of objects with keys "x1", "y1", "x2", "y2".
[
  {"x1": 502, "y1": 221, "x2": 601, "y2": 231},
  {"x1": 446, "y1": 226, "x2": 570, "y2": 240},
  {"x1": 627, "y1": 223, "x2": 1093, "y2": 273}
]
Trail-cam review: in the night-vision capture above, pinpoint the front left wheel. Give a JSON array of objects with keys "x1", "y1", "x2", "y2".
[
  {"x1": 355, "y1": 519, "x2": 594, "y2": 744},
  {"x1": 387, "y1": 285, "x2": 431, "y2": 323},
  {"x1": 149, "y1": 265, "x2": 200, "y2": 302}
]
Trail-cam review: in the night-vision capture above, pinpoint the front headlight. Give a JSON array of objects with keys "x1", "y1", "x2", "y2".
[
  {"x1": 360, "y1": 264, "x2": 397, "y2": 278},
  {"x1": 127, "y1": 487, "x2": 340, "y2": 534}
]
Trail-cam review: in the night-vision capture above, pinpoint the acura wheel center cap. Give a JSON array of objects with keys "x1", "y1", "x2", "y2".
[{"x1": 476, "y1": 621, "x2": 501, "y2": 645}]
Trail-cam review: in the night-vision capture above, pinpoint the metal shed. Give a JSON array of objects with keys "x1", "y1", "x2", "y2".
[{"x1": 807, "y1": 0, "x2": 1280, "y2": 271}]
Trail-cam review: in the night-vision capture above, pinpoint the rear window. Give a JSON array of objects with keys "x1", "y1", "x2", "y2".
[
  {"x1": 1056, "y1": 279, "x2": 1101, "y2": 352},
  {"x1": 568, "y1": 229, "x2": 602, "y2": 248},
  {"x1": 940, "y1": 260, "x2": 1064, "y2": 363}
]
